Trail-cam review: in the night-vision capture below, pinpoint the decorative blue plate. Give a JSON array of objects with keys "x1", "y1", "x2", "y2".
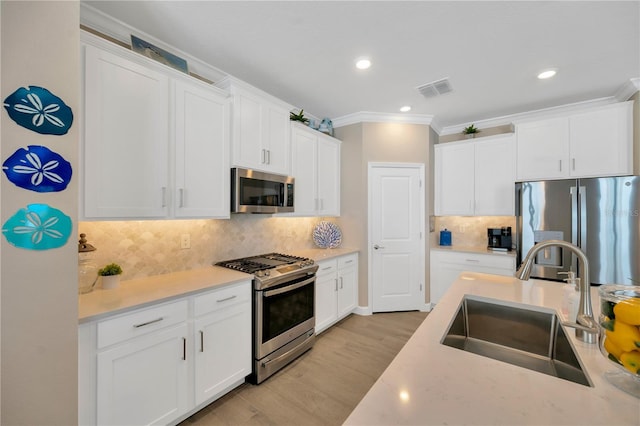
[
  {"x1": 3, "y1": 86, "x2": 73, "y2": 135},
  {"x1": 3, "y1": 145, "x2": 72, "y2": 192},
  {"x1": 2, "y1": 203, "x2": 72, "y2": 250},
  {"x1": 313, "y1": 221, "x2": 342, "y2": 249}
]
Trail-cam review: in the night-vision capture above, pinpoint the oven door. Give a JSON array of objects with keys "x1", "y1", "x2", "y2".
[{"x1": 255, "y1": 274, "x2": 315, "y2": 360}]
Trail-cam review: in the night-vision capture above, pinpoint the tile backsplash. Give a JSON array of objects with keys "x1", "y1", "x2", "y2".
[
  {"x1": 432, "y1": 216, "x2": 516, "y2": 248},
  {"x1": 79, "y1": 216, "x2": 331, "y2": 280}
]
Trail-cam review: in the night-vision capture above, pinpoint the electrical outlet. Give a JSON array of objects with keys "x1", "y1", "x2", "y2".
[{"x1": 180, "y1": 234, "x2": 191, "y2": 249}]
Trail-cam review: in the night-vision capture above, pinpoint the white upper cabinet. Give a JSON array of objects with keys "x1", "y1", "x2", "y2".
[
  {"x1": 83, "y1": 42, "x2": 170, "y2": 219},
  {"x1": 81, "y1": 33, "x2": 230, "y2": 220},
  {"x1": 289, "y1": 122, "x2": 341, "y2": 216},
  {"x1": 216, "y1": 77, "x2": 292, "y2": 175},
  {"x1": 435, "y1": 134, "x2": 515, "y2": 216},
  {"x1": 173, "y1": 79, "x2": 230, "y2": 218},
  {"x1": 516, "y1": 102, "x2": 633, "y2": 181}
]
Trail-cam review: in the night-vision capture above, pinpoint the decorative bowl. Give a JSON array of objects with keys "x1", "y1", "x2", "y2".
[{"x1": 598, "y1": 284, "x2": 640, "y2": 397}]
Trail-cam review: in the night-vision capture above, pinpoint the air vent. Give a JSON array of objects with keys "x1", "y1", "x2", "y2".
[{"x1": 417, "y1": 77, "x2": 453, "y2": 98}]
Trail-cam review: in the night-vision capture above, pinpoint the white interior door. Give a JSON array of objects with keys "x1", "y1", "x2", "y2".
[{"x1": 369, "y1": 164, "x2": 425, "y2": 312}]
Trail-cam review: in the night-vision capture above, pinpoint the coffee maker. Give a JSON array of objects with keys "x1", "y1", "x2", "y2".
[{"x1": 487, "y1": 227, "x2": 512, "y2": 251}]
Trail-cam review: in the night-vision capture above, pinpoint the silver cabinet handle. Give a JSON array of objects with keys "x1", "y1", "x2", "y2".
[
  {"x1": 161, "y1": 187, "x2": 167, "y2": 207},
  {"x1": 374, "y1": 244, "x2": 385, "y2": 250},
  {"x1": 340, "y1": 277, "x2": 344, "y2": 289},
  {"x1": 345, "y1": 260, "x2": 354, "y2": 264},
  {"x1": 179, "y1": 188, "x2": 185, "y2": 208},
  {"x1": 267, "y1": 150, "x2": 271, "y2": 164},
  {"x1": 133, "y1": 317, "x2": 163, "y2": 328},
  {"x1": 572, "y1": 158, "x2": 576, "y2": 171},
  {"x1": 261, "y1": 149, "x2": 266, "y2": 164},
  {"x1": 465, "y1": 259, "x2": 480, "y2": 263},
  {"x1": 335, "y1": 278, "x2": 338, "y2": 291},
  {"x1": 216, "y1": 295, "x2": 237, "y2": 303},
  {"x1": 200, "y1": 330, "x2": 204, "y2": 353},
  {"x1": 559, "y1": 159, "x2": 562, "y2": 172},
  {"x1": 182, "y1": 337, "x2": 187, "y2": 361},
  {"x1": 321, "y1": 266, "x2": 332, "y2": 271}
]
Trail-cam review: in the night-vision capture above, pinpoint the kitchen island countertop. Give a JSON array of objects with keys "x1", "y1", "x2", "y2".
[{"x1": 345, "y1": 273, "x2": 639, "y2": 425}]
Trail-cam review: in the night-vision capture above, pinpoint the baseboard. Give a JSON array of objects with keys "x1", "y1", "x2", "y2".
[{"x1": 352, "y1": 305, "x2": 372, "y2": 316}]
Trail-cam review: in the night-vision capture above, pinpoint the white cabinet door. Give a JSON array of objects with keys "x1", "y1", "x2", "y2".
[
  {"x1": 317, "y1": 135, "x2": 341, "y2": 216},
  {"x1": 435, "y1": 141, "x2": 475, "y2": 215},
  {"x1": 475, "y1": 135, "x2": 516, "y2": 215},
  {"x1": 194, "y1": 301, "x2": 251, "y2": 405},
  {"x1": 263, "y1": 105, "x2": 291, "y2": 175},
  {"x1": 337, "y1": 265, "x2": 357, "y2": 318},
  {"x1": 226, "y1": 81, "x2": 292, "y2": 175},
  {"x1": 569, "y1": 103, "x2": 633, "y2": 177},
  {"x1": 174, "y1": 79, "x2": 230, "y2": 218},
  {"x1": 83, "y1": 44, "x2": 169, "y2": 219},
  {"x1": 96, "y1": 324, "x2": 189, "y2": 426},
  {"x1": 516, "y1": 117, "x2": 570, "y2": 181},
  {"x1": 290, "y1": 125, "x2": 318, "y2": 215},
  {"x1": 315, "y1": 260, "x2": 338, "y2": 334}
]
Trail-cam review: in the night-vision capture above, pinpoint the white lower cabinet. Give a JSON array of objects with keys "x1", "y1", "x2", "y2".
[
  {"x1": 315, "y1": 253, "x2": 358, "y2": 334},
  {"x1": 430, "y1": 250, "x2": 515, "y2": 305},
  {"x1": 193, "y1": 284, "x2": 251, "y2": 406},
  {"x1": 79, "y1": 280, "x2": 251, "y2": 426},
  {"x1": 97, "y1": 323, "x2": 190, "y2": 426}
]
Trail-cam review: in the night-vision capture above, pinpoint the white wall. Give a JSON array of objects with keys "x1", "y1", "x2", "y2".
[{"x1": 1, "y1": 2, "x2": 79, "y2": 424}]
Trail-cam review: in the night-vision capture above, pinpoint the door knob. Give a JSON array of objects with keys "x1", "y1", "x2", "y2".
[{"x1": 374, "y1": 244, "x2": 385, "y2": 250}]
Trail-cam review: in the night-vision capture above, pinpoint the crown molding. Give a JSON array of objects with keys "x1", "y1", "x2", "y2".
[
  {"x1": 332, "y1": 111, "x2": 434, "y2": 129},
  {"x1": 614, "y1": 77, "x2": 640, "y2": 101},
  {"x1": 80, "y1": 3, "x2": 227, "y2": 84}
]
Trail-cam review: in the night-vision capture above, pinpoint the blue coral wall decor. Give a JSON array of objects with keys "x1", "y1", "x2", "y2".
[
  {"x1": 313, "y1": 221, "x2": 343, "y2": 249},
  {"x1": 3, "y1": 86, "x2": 73, "y2": 135},
  {"x1": 3, "y1": 145, "x2": 72, "y2": 192},
  {"x1": 2, "y1": 203, "x2": 72, "y2": 251}
]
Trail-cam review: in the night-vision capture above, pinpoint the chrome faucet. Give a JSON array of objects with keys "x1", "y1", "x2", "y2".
[{"x1": 516, "y1": 240, "x2": 598, "y2": 344}]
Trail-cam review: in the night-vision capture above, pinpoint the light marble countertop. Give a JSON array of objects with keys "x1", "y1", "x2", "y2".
[
  {"x1": 345, "y1": 273, "x2": 639, "y2": 425},
  {"x1": 431, "y1": 244, "x2": 516, "y2": 257},
  {"x1": 78, "y1": 266, "x2": 252, "y2": 324},
  {"x1": 294, "y1": 247, "x2": 359, "y2": 261}
]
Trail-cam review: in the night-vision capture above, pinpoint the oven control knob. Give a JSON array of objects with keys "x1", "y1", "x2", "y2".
[{"x1": 256, "y1": 270, "x2": 265, "y2": 277}]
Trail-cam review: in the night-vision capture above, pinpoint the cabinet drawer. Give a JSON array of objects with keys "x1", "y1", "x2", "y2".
[
  {"x1": 194, "y1": 281, "x2": 251, "y2": 317},
  {"x1": 97, "y1": 300, "x2": 188, "y2": 349},
  {"x1": 316, "y1": 259, "x2": 337, "y2": 276},
  {"x1": 436, "y1": 251, "x2": 515, "y2": 270},
  {"x1": 338, "y1": 254, "x2": 358, "y2": 269}
]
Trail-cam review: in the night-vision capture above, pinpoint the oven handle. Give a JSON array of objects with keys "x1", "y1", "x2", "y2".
[
  {"x1": 261, "y1": 332, "x2": 313, "y2": 368},
  {"x1": 263, "y1": 275, "x2": 315, "y2": 298}
]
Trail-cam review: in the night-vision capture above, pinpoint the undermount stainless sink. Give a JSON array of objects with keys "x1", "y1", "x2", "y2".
[{"x1": 441, "y1": 296, "x2": 593, "y2": 387}]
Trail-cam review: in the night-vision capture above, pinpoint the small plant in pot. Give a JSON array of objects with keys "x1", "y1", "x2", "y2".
[
  {"x1": 98, "y1": 263, "x2": 123, "y2": 289},
  {"x1": 462, "y1": 124, "x2": 480, "y2": 138},
  {"x1": 290, "y1": 109, "x2": 310, "y2": 125}
]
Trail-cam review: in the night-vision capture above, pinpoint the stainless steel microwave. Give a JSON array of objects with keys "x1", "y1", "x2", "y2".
[{"x1": 231, "y1": 168, "x2": 295, "y2": 213}]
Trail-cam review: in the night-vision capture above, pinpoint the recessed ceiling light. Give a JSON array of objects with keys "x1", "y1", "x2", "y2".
[
  {"x1": 355, "y1": 58, "x2": 371, "y2": 70},
  {"x1": 400, "y1": 106, "x2": 411, "y2": 112},
  {"x1": 537, "y1": 69, "x2": 557, "y2": 79}
]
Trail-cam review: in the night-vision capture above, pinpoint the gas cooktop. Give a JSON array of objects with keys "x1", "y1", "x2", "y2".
[{"x1": 215, "y1": 253, "x2": 317, "y2": 289}]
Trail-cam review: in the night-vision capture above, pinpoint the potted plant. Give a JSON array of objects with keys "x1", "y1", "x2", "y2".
[
  {"x1": 99, "y1": 262, "x2": 123, "y2": 289},
  {"x1": 290, "y1": 109, "x2": 310, "y2": 125},
  {"x1": 462, "y1": 124, "x2": 480, "y2": 139}
]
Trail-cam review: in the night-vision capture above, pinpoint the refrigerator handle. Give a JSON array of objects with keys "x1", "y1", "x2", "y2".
[
  {"x1": 579, "y1": 185, "x2": 587, "y2": 252},
  {"x1": 570, "y1": 185, "x2": 579, "y2": 273},
  {"x1": 514, "y1": 183, "x2": 522, "y2": 267}
]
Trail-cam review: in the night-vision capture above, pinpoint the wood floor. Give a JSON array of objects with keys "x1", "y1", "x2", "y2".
[{"x1": 180, "y1": 311, "x2": 428, "y2": 426}]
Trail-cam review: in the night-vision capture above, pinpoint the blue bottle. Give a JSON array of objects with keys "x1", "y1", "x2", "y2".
[{"x1": 439, "y1": 229, "x2": 452, "y2": 246}]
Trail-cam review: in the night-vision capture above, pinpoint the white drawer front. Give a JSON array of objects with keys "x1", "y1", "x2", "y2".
[
  {"x1": 316, "y1": 259, "x2": 337, "y2": 276},
  {"x1": 338, "y1": 254, "x2": 358, "y2": 269},
  {"x1": 436, "y1": 251, "x2": 515, "y2": 270},
  {"x1": 97, "y1": 300, "x2": 188, "y2": 349},
  {"x1": 193, "y1": 281, "x2": 251, "y2": 317}
]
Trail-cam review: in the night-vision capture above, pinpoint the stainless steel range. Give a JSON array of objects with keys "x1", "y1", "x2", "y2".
[{"x1": 216, "y1": 253, "x2": 318, "y2": 384}]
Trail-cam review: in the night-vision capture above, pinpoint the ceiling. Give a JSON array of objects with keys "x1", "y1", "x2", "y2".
[{"x1": 83, "y1": 1, "x2": 640, "y2": 133}]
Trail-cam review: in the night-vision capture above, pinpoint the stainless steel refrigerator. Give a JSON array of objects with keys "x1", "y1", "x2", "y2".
[{"x1": 515, "y1": 176, "x2": 639, "y2": 285}]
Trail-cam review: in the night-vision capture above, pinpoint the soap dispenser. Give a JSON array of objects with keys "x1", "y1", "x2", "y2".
[
  {"x1": 560, "y1": 271, "x2": 580, "y2": 322},
  {"x1": 78, "y1": 233, "x2": 98, "y2": 294}
]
